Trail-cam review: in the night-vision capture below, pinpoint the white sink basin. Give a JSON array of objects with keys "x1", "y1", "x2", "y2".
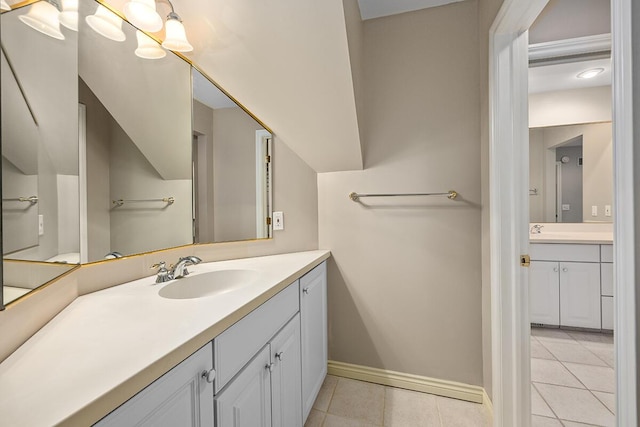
[{"x1": 158, "y1": 269, "x2": 260, "y2": 300}]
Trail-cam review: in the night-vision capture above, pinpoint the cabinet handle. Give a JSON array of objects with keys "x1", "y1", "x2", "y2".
[
  {"x1": 275, "y1": 351, "x2": 284, "y2": 361},
  {"x1": 562, "y1": 267, "x2": 568, "y2": 272},
  {"x1": 201, "y1": 368, "x2": 216, "y2": 384},
  {"x1": 265, "y1": 363, "x2": 274, "y2": 372},
  {"x1": 553, "y1": 267, "x2": 559, "y2": 272},
  {"x1": 303, "y1": 287, "x2": 309, "y2": 294}
]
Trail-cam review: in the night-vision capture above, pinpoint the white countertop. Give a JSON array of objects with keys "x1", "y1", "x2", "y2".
[
  {"x1": 529, "y1": 232, "x2": 613, "y2": 244},
  {"x1": 0, "y1": 250, "x2": 330, "y2": 426}
]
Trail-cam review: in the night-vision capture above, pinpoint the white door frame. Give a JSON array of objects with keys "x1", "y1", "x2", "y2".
[{"x1": 489, "y1": 0, "x2": 637, "y2": 426}]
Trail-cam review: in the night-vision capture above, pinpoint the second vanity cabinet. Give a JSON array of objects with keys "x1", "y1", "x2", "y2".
[
  {"x1": 95, "y1": 260, "x2": 327, "y2": 427},
  {"x1": 530, "y1": 244, "x2": 610, "y2": 329}
]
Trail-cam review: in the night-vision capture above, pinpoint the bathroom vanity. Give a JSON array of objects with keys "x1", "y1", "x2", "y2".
[
  {"x1": 529, "y1": 224, "x2": 613, "y2": 331},
  {"x1": 0, "y1": 250, "x2": 329, "y2": 426}
]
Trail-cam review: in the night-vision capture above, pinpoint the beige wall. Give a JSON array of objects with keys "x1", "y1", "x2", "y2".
[
  {"x1": 109, "y1": 122, "x2": 193, "y2": 257},
  {"x1": 319, "y1": 1, "x2": 483, "y2": 386},
  {"x1": 529, "y1": 86, "x2": 612, "y2": 128},
  {"x1": 193, "y1": 100, "x2": 215, "y2": 243},
  {"x1": 2, "y1": 158, "x2": 38, "y2": 254},
  {"x1": 213, "y1": 108, "x2": 263, "y2": 242},
  {"x1": 529, "y1": 129, "x2": 545, "y2": 222}
]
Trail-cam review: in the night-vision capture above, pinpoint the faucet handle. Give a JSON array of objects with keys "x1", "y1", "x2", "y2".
[{"x1": 151, "y1": 261, "x2": 171, "y2": 284}]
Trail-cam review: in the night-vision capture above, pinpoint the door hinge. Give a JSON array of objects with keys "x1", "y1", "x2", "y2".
[
  {"x1": 520, "y1": 254, "x2": 531, "y2": 267},
  {"x1": 265, "y1": 155, "x2": 271, "y2": 163},
  {"x1": 266, "y1": 217, "x2": 272, "y2": 225}
]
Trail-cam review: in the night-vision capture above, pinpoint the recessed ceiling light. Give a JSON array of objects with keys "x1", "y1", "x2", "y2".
[{"x1": 576, "y1": 68, "x2": 605, "y2": 79}]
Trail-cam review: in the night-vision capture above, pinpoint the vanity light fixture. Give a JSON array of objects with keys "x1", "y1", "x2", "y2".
[
  {"x1": 161, "y1": 9, "x2": 192, "y2": 52},
  {"x1": 135, "y1": 30, "x2": 166, "y2": 59},
  {"x1": 18, "y1": 0, "x2": 65, "y2": 40},
  {"x1": 123, "y1": 0, "x2": 162, "y2": 32},
  {"x1": 86, "y1": 4, "x2": 126, "y2": 42},
  {"x1": 576, "y1": 68, "x2": 604, "y2": 79},
  {"x1": 0, "y1": 0, "x2": 11, "y2": 11},
  {"x1": 58, "y1": 0, "x2": 78, "y2": 31}
]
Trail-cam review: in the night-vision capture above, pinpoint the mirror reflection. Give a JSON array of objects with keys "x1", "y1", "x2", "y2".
[
  {"x1": 529, "y1": 122, "x2": 613, "y2": 223},
  {"x1": 79, "y1": 0, "x2": 192, "y2": 262},
  {"x1": 192, "y1": 68, "x2": 272, "y2": 243},
  {"x1": 1, "y1": 0, "x2": 274, "y2": 306}
]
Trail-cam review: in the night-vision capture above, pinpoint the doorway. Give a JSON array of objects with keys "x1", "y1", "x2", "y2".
[{"x1": 489, "y1": 0, "x2": 636, "y2": 426}]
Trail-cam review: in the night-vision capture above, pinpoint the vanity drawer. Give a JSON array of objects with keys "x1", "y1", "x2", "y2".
[
  {"x1": 601, "y1": 245, "x2": 613, "y2": 262},
  {"x1": 214, "y1": 281, "x2": 299, "y2": 393},
  {"x1": 530, "y1": 244, "x2": 599, "y2": 262}
]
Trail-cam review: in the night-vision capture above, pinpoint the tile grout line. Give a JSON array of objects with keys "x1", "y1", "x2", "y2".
[{"x1": 531, "y1": 381, "x2": 562, "y2": 423}]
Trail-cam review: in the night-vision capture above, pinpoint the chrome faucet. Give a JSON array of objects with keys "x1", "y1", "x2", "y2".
[
  {"x1": 170, "y1": 256, "x2": 202, "y2": 279},
  {"x1": 530, "y1": 224, "x2": 544, "y2": 234}
]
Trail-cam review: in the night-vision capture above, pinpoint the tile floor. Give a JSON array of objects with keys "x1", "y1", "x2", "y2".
[
  {"x1": 304, "y1": 375, "x2": 492, "y2": 427},
  {"x1": 530, "y1": 327, "x2": 615, "y2": 427}
]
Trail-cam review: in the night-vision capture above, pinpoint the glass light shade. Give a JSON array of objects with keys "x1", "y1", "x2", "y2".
[
  {"x1": 123, "y1": 0, "x2": 162, "y2": 32},
  {"x1": 18, "y1": 1, "x2": 65, "y2": 40},
  {"x1": 0, "y1": 0, "x2": 11, "y2": 12},
  {"x1": 161, "y1": 17, "x2": 193, "y2": 52},
  {"x1": 59, "y1": 0, "x2": 78, "y2": 31},
  {"x1": 86, "y1": 5, "x2": 126, "y2": 42},
  {"x1": 135, "y1": 30, "x2": 166, "y2": 59},
  {"x1": 576, "y1": 68, "x2": 605, "y2": 79}
]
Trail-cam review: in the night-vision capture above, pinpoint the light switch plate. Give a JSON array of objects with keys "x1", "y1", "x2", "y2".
[
  {"x1": 605, "y1": 205, "x2": 611, "y2": 217},
  {"x1": 38, "y1": 214, "x2": 44, "y2": 236},
  {"x1": 562, "y1": 204, "x2": 570, "y2": 211},
  {"x1": 591, "y1": 205, "x2": 598, "y2": 216},
  {"x1": 273, "y1": 211, "x2": 284, "y2": 230}
]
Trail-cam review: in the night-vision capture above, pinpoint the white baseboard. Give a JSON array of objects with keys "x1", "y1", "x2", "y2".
[{"x1": 327, "y1": 360, "x2": 485, "y2": 404}]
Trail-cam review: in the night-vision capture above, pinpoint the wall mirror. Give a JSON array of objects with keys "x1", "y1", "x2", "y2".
[
  {"x1": 1, "y1": 0, "x2": 273, "y2": 307},
  {"x1": 529, "y1": 122, "x2": 613, "y2": 223}
]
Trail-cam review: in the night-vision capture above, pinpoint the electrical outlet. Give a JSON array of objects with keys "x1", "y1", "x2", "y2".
[
  {"x1": 561, "y1": 204, "x2": 570, "y2": 211},
  {"x1": 605, "y1": 205, "x2": 611, "y2": 217},
  {"x1": 273, "y1": 211, "x2": 284, "y2": 230},
  {"x1": 38, "y1": 214, "x2": 44, "y2": 236},
  {"x1": 591, "y1": 205, "x2": 598, "y2": 216}
]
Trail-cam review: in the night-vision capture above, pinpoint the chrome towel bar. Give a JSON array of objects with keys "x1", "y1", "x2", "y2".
[
  {"x1": 112, "y1": 197, "x2": 175, "y2": 207},
  {"x1": 2, "y1": 196, "x2": 38, "y2": 205},
  {"x1": 349, "y1": 191, "x2": 457, "y2": 202}
]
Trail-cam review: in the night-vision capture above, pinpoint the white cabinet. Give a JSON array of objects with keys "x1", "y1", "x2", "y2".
[
  {"x1": 529, "y1": 244, "x2": 602, "y2": 329},
  {"x1": 559, "y1": 262, "x2": 601, "y2": 329},
  {"x1": 215, "y1": 314, "x2": 302, "y2": 427},
  {"x1": 530, "y1": 261, "x2": 560, "y2": 326},
  {"x1": 300, "y1": 262, "x2": 328, "y2": 422},
  {"x1": 94, "y1": 343, "x2": 214, "y2": 427},
  {"x1": 215, "y1": 345, "x2": 272, "y2": 427},
  {"x1": 271, "y1": 315, "x2": 303, "y2": 427},
  {"x1": 600, "y1": 247, "x2": 614, "y2": 330}
]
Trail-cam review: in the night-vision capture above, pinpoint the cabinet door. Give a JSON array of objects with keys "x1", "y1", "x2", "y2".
[
  {"x1": 271, "y1": 314, "x2": 303, "y2": 427},
  {"x1": 300, "y1": 262, "x2": 327, "y2": 422},
  {"x1": 215, "y1": 345, "x2": 272, "y2": 427},
  {"x1": 94, "y1": 344, "x2": 214, "y2": 427},
  {"x1": 560, "y1": 262, "x2": 601, "y2": 329},
  {"x1": 529, "y1": 261, "x2": 560, "y2": 326}
]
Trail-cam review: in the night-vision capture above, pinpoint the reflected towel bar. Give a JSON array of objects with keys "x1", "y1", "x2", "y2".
[
  {"x1": 349, "y1": 191, "x2": 457, "y2": 202},
  {"x1": 2, "y1": 196, "x2": 38, "y2": 205},
  {"x1": 529, "y1": 188, "x2": 538, "y2": 196},
  {"x1": 112, "y1": 197, "x2": 175, "y2": 207}
]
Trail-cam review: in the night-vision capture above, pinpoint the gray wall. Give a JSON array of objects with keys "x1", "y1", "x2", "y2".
[
  {"x1": 556, "y1": 146, "x2": 583, "y2": 222},
  {"x1": 319, "y1": 0, "x2": 483, "y2": 386}
]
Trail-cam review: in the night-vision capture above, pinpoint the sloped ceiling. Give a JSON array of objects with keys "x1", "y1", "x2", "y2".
[{"x1": 106, "y1": 0, "x2": 364, "y2": 173}]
